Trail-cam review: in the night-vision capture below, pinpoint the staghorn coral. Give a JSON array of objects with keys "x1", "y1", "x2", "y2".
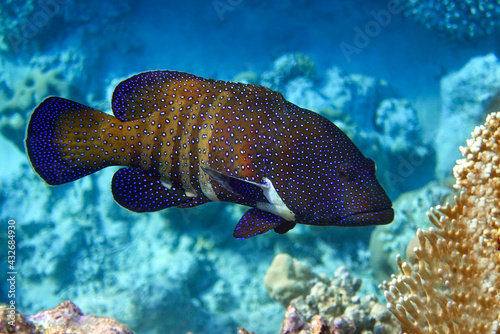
[{"x1": 382, "y1": 111, "x2": 500, "y2": 333}]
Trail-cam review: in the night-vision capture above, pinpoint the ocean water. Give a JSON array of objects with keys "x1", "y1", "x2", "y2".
[{"x1": 1, "y1": 0, "x2": 499, "y2": 333}]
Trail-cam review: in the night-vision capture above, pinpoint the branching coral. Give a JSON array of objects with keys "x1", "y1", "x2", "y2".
[{"x1": 382, "y1": 111, "x2": 500, "y2": 333}]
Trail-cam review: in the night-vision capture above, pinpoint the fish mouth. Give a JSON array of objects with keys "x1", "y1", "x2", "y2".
[{"x1": 338, "y1": 207, "x2": 394, "y2": 226}]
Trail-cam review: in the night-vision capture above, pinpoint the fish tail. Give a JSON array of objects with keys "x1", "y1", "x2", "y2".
[{"x1": 26, "y1": 97, "x2": 125, "y2": 185}]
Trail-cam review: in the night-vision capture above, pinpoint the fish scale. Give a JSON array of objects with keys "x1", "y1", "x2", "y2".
[{"x1": 26, "y1": 70, "x2": 394, "y2": 239}]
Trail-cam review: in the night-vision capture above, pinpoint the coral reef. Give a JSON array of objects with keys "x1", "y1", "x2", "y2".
[
  {"x1": 1, "y1": 0, "x2": 496, "y2": 332},
  {"x1": 0, "y1": 301, "x2": 132, "y2": 334},
  {"x1": 284, "y1": 77, "x2": 330, "y2": 111},
  {"x1": 369, "y1": 181, "x2": 454, "y2": 282},
  {"x1": 0, "y1": 304, "x2": 42, "y2": 334},
  {"x1": 0, "y1": 49, "x2": 84, "y2": 150},
  {"x1": 382, "y1": 111, "x2": 500, "y2": 333},
  {"x1": 264, "y1": 254, "x2": 399, "y2": 334},
  {"x1": 281, "y1": 305, "x2": 355, "y2": 334},
  {"x1": 320, "y1": 68, "x2": 392, "y2": 131},
  {"x1": 240, "y1": 304, "x2": 385, "y2": 334},
  {"x1": 436, "y1": 53, "x2": 500, "y2": 179},
  {"x1": 375, "y1": 98, "x2": 428, "y2": 158},
  {"x1": 0, "y1": 0, "x2": 131, "y2": 54},
  {"x1": 259, "y1": 54, "x2": 326, "y2": 112},
  {"x1": 261, "y1": 53, "x2": 316, "y2": 91},
  {"x1": 264, "y1": 253, "x2": 315, "y2": 307},
  {"x1": 401, "y1": 0, "x2": 500, "y2": 40},
  {"x1": 0, "y1": 1, "x2": 39, "y2": 53},
  {"x1": 372, "y1": 98, "x2": 433, "y2": 196}
]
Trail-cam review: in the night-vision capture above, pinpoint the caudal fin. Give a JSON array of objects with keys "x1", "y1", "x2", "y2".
[{"x1": 26, "y1": 97, "x2": 119, "y2": 185}]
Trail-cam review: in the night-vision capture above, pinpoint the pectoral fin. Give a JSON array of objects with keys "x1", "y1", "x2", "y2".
[{"x1": 201, "y1": 166, "x2": 268, "y2": 202}]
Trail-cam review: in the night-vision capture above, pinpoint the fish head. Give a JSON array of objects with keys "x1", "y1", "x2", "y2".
[
  {"x1": 271, "y1": 112, "x2": 394, "y2": 227},
  {"x1": 298, "y1": 157, "x2": 394, "y2": 226}
]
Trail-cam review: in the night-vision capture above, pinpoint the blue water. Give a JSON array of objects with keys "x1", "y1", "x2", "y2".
[{"x1": 1, "y1": 0, "x2": 499, "y2": 333}]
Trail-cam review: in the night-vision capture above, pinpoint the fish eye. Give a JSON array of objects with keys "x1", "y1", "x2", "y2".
[{"x1": 337, "y1": 169, "x2": 355, "y2": 182}]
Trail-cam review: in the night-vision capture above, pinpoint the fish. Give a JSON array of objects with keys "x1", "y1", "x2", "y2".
[{"x1": 25, "y1": 70, "x2": 394, "y2": 239}]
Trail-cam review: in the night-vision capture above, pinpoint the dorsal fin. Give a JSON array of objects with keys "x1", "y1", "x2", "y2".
[{"x1": 111, "y1": 70, "x2": 207, "y2": 121}]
